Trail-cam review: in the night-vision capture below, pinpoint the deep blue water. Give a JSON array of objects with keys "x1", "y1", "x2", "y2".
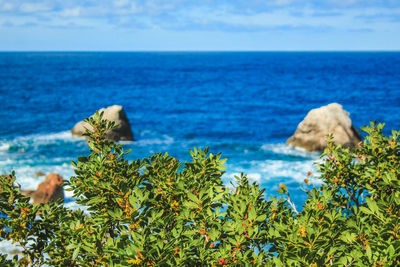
[{"x1": 1, "y1": 52, "x2": 400, "y2": 209}]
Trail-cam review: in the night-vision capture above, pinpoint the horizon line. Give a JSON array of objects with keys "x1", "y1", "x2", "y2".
[{"x1": 0, "y1": 50, "x2": 399, "y2": 53}]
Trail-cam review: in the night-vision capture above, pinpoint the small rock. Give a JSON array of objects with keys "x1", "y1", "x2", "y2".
[
  {"x1": 286, "y1": 103, "x2": 361, "y2": 151},
  {"x1": 34, "y1": 171, "x2": 45, "y2": 177},
  {"x1": 71, "y1": 105, "x2": 133, "y2": 141},
  {"x1": 22, "y1": 173, "x2": 64, "y2": 205},
  {"x1": 10, "y1": 249, "x2": 21, "y2": 255}
]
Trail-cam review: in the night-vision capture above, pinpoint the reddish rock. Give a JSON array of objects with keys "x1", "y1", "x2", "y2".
[{"x1": 22, "y1": 173, "x2": 64, "y2": 205}]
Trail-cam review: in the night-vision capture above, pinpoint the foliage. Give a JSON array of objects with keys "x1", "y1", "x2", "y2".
[
  {"x1": 270, "y1": 122, "x2": 400, "y2": 266},
  {"x1": 1, "y1": 114, "x2": 399, "y2": 266}
]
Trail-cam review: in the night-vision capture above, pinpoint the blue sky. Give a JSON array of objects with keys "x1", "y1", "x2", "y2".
[{"x1": 1, "y1": 0, "x2": 399, "y2": 51}]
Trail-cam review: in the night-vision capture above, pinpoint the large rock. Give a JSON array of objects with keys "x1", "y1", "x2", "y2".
[
  {"x1": 22, "y1": 173, "x2": 64, "y2": 205},
  {"x1": 286, "y1": 103, "x2": 361, "y2": 151},
  {"x1": 71, "y1": 105, "x2": 133, "y2": 141}
]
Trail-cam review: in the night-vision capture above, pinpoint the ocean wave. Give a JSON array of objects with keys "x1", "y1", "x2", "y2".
[
  {"x1": 0, "y1": 131, "x2": 83, "y2": 153},
  {"x1": 261, "y1": 143, "x2": 321, "y2": 159},
  {"x1": 223, "y1": 157, "x2": 322, "y2": 187},
  {"x1": 17, "y1": 131, "x2": 78, "y2": 142},
  {"x1": 0, "y1": 143, "x2": 10, "y2": 151},
  {"x1": 135, "y1": 134, "x2": 175, "y2": 147},
  {"x1": 0, "y1": 157, "x2": 74, "y2": 167}
]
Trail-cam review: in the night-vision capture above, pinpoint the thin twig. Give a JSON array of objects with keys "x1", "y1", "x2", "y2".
[
  {"x1": 344, "y1": 187, "x2": 359, "y2": 208},
  {"x1": 287, "y1": 194, "x2": 299, "y2": 215}
]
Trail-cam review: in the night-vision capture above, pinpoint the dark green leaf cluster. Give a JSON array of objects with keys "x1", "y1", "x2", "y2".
[{"x1": 1, "y1": 115, "x2": 399, "y2": 266}]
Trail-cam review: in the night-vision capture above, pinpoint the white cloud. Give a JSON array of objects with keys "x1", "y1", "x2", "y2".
[
  {"x1": 113, "y1": 0, "x2": 129, "y2": 8},
  {"x1": 271, "y1": 0, "x2": 297, "y2": 7},
  {"x1": 60, "y1": 7, "x2": 81, "y2": 17},
  {"x1": 0, "y1": 2, "x2": 14, "y2": 11},
  {"x1": 0, "y1": 0, "x2": 399, "y2": 34},
  {"x1": 19, "y1": 2, "x2": 52, "y2": 13}
]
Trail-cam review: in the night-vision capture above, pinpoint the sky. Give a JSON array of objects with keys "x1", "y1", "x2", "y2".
[{"x1": 0, "y1": 0, "x2": 399, "y2": 51}]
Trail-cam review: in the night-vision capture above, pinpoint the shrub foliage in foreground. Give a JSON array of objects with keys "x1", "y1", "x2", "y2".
[{"x1": 1, "y1": 114, "x2": 399, "y2": 266}]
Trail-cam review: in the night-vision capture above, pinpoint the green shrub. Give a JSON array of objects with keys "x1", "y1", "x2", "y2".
[
  {"x1": 269, "y1": 122, "x2": 400, "y2": 266},
  {"x1": 1, "y1": 114, "x2": 399, "y2": 266}
]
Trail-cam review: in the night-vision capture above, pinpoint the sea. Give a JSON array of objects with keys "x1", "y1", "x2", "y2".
[{"x1": 0, "y1": 52, "x2": 399, "y2": 220}]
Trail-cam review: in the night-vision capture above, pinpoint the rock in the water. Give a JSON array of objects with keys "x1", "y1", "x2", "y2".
[
  {"x1": 22, "y1": 173, "x2": 64, "y2": 205},
  {"x1": 286, "y1": 103, "x2": 361, "y2": 151},
  {"x1": 10, "y1": 249, "x2": 21, "y2": 255},
  {"x1": 71, "y1": 105, "x2": 133, "y2": 141},
  {"x1": 34, "y1": 171, "x2": 45, "y2": 177}
]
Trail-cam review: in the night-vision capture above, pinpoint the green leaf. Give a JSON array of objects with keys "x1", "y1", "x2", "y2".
[
  {"x1": 187, "y1": 192, "x2": 198, "y2": 203},
  {"x1": 212, "y1": 192, "x2": 224, "y2": 202},
  {"x1": 366, "y1": 197, "x2": 379, "y2": 214},
  {"x1": 366, "y1": 246, "x2": 372, "y2": 260},
  {"x1": 388, "y1": 245, "x2": 395, "y2": 257},
  {"x1": 340, "y1": 232, "x2": 356, "y2": 243},
  {"x1": 66, "y1": 244, "x2": 75, "y2": 250},
  {"x1": 359, "y1": 207, "x2": 373, "y2": 215},
  {"x1": 77, "y1": 156, "x2": 88, "y2": 162},
  {"x1": 256, "y1": 214, "x2": 267, "y2": 222},
  {"x1": 248, "y1": 206, "x2": 256, "y2": 221},
  {"x1": 72, "y1": 245, "x2": 80, "y2": 260}
]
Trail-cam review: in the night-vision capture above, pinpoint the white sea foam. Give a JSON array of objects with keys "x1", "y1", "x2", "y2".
[
  {"x1": 5, "y1": 164, "x2": 75, "y2": 191},
  {"x1": 0, "y1": 143, "x2": 10, "y2": 151},
  {"x1": 139, "y1": 130, "x2": 152, "y2": 136},
  {"x1": 0, "y1": 158, "x2": 13, "y2": 165},
  {"x1": 13, "y1": 131, "x2": 79, "y2": 143},
  {"x1": 225, "y1": 172, "x2": 262, "y2": 183},
  {"x1": 261, "y1": 143, "x2": 321, "y2": 159},
  {"x1": 223, "y1": 158, "x2": 322, "y2": 188},
  {"x1": 0, "y1": 240, "x2": 21, "y2": 260},
  {"x1": 135, "y1": 134, "x2": 174, "y2": 146},
  {"x1": 0, "y1": 131, "x2": 83, "y2": 156},
  {"x1": 247, "y1": 172, "x2": 261, "y2": 182},
  {"x1": 259, "y1": 159, "x2": 320, "y2": 183},
  {"x1": 29, "y1": 131, "x2": 74, "y2": 141}
]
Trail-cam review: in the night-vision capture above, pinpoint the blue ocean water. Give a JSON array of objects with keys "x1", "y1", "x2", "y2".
[{"x1": 1, "y1": 52, "x2": 400, "y2": 211}]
